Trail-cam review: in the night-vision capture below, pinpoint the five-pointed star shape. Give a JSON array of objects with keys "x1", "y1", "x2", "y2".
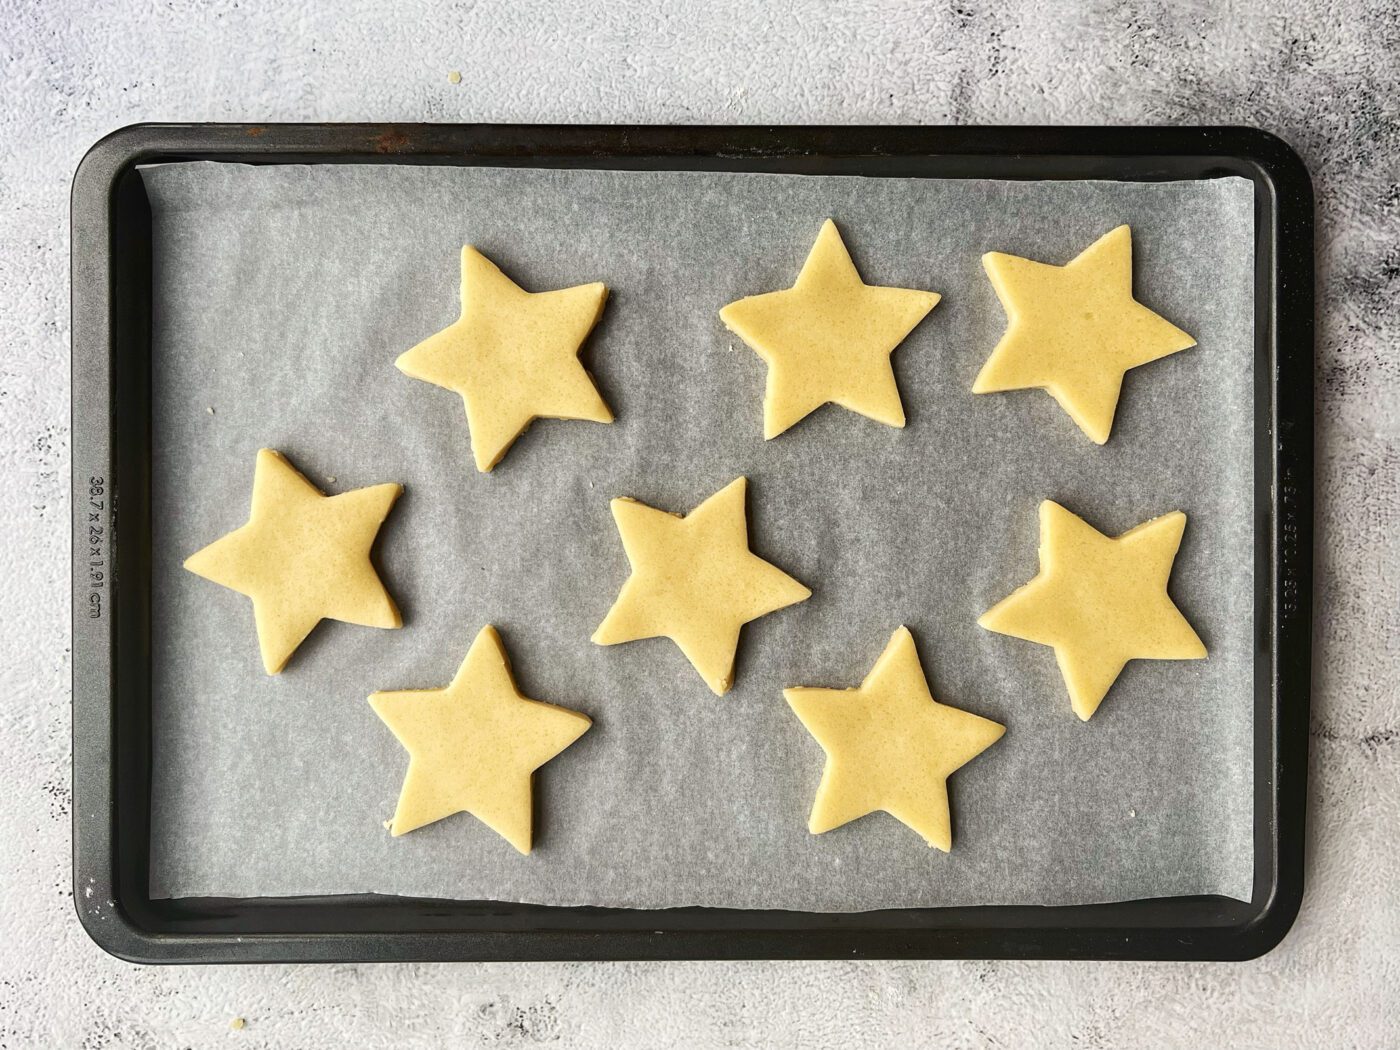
[
  {"x1": 785, "y1": 627, "x2": 1004, "y2": 851},
  {"x1": 184, "y1": 449, "x2": 402, "y2": 674},
  {"x1": 369, "y1": 625, "x2": 592, "y2": 852},
  {"x1": 972, "y1": 225, "x2": 1196, "y2": 444},
  {"x1": 593, "y1": 476, "x2": 811, "y2": 695},
  {"x1": 396, "y1": 245, "x2": 614, "y2": 472},
  {"x1": 720, "y1": 219, "x2": 941, "y2": 439},
  {"x1": 980, "y1": 500, "x2": 1207, "y2": 720}
]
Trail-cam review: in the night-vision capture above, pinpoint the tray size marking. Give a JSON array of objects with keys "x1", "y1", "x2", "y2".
[
  {"x1": 1279, "y1": 463, "x2": 1301, "y2": 622},
  {"x1": 86, "y1": 475, "x2": 105, "y2": 619}
]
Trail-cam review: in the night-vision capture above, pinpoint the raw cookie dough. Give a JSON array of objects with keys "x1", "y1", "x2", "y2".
[
  {"x1": 979, "y1": 500, "x2": 1207, "y2": 720},
  {"x1": 720, "y1": 219, "x2": 941, "y2": 439},
  {"x1": 369, "y1": 625, "x2": 592, "y2": 853},
  {"x1": 784, "y1": 626, "x2": 1004, "y2": 851},
  {"x1": 183, "y1": 449, "x2": 401, "y2": 674},
  {"x1": 593, "y1": 476, "x2": 811, "y2": 695},
  {"x1": 396, "y1": 245, "x2": 613, "y2": 472},
  {"x1": 972, "y1": 225, "x2": 1196, "y2": 444}
]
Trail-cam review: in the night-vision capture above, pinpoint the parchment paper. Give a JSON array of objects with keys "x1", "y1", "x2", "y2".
[{"x1": 145, "y1": 162, "x2": 1255, "y2": 909}]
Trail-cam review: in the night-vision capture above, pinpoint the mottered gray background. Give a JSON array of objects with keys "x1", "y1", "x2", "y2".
[{"x1": 1, "y1": 0, "x2": 1396, "y2": 1046}]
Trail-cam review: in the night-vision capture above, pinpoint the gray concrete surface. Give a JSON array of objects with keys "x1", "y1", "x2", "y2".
[{"x1": 2, "y1": 0, "x2": 1396, "y2": 1046}]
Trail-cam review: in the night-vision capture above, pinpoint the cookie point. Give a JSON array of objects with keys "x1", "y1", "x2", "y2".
[{"x1": 970, "y1": 364, "x2": 997, "y2": 394}]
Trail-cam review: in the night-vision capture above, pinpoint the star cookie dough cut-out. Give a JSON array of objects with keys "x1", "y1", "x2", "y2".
[
  {"x1": 593, "y1": 476, "x2": 811, "y2": 695},
  {"x1": 184, "y1": 449, "x2": 402, "y2": 674},
  {"x1": 973, "y1": 225, "x2": 1196, "y2": 444},
  {"x1": 980, "y1": 500, "x2": 1207, "y2": 721},
  {"x1": 720, "y1": 219, "x2": 941, "y2": 439},
  {"x1": 785, "y1": 627, "x2": 1004, "y2": 851},
  {"x1": 396, "y1": 246, "x2": 613, "y2": 472},
  {"x1": 370, "y1": 625, "x2": 592, "y2": 852}
]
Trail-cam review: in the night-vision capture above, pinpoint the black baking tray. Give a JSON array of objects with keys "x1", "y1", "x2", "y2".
[{"x1": 71, "y1": 124, "x2": 1313, "y2": 963}]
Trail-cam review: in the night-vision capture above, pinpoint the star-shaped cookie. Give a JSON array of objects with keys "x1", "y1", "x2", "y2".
[
  {"x1": 396, "y1": 245, "x2": 613, "y2": 472},
  {"x1": 785, "y1": 627, "x2": 1005, "y2": 851},
  {"x1": 593, "y1": 476, "x2": 811, "y2": 695},
  {"x1": 720, "y1": 219, "x2": 941, "y2": 439},
  {"x1": 184, "y1": 449, "x2": 402, "y2": 674},
  {"x1": 370, "y1": 625, "x2": 592, "y2": 852},
  {"x1": 980, "y1": 500, "x2": 1207, "y2": 720},
  {"x1": 973, "y1": 225, "x2": 1196, "y2": 444}
]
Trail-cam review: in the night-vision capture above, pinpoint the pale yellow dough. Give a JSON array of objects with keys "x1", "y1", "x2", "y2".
[
  {"x1": 980, "y1": 500, "x2": 1207, "y2": 720},
  {"x1": 785, "y1": 627, "x2": 1004, "y2": 851},
  {"x1": 719, "y1": 219, "x2": 940, "y2": 439},
  {"x1": 183, "y1": 449, "x2": 401, "y2": 674},
  {"x1": 369, "y1": 625, "x2": 592, "y2": 852},
  {"x1": 593, "y1": 476, "x2": 811, "y2": 695},
  {"x1": 396, "y1": 246, "x2": 613, "y2": 472},
  {"x1": 973, "y1": 225, "x2": 1196, "y2": 444}
]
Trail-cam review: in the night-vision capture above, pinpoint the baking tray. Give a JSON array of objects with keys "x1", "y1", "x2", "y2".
[{"x1": 71, "y1": 124, "x2": 1313, "y2": 963}]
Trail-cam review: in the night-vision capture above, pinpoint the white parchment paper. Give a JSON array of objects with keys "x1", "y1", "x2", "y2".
[{"x1": 145, "y1": 162, "x2": 1255, "y2": 909}]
